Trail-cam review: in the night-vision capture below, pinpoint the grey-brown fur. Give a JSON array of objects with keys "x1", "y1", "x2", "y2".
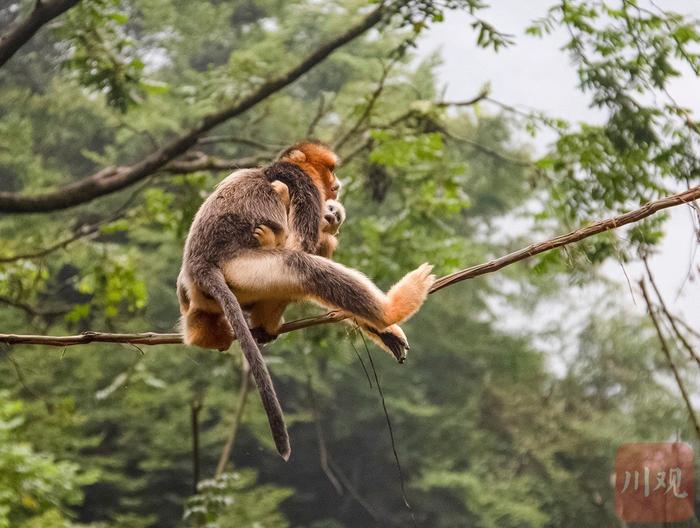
[
  {"x1": 281, "y1": 251, "x2": 383, "y2": 322},
  {"x1": 263, "y1": 161, "x2": 322, "y2": 253},
  {"x1": 180, "y1": 165, "x2": 325, "y2": 461}
]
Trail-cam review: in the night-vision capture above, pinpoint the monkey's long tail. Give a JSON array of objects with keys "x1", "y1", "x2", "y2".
[{"x1": 198, "y1": 266, "x2": 290, "y2": 461}]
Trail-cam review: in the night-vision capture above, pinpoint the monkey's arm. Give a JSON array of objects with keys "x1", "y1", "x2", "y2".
[
  {"x1": 315, "y1": 234, "x2": 338, "y2": 258},
  {"x1": 265, "y1": 162, "x2": 322, "y2": 253}
]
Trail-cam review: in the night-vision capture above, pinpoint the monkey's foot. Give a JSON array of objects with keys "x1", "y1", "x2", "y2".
[
  {"x1": 364, "y1": 324, "x2": 410, "y2": 363},
  {"x1": 250, "y1": 326, "x2": 278, "y2": 344}
]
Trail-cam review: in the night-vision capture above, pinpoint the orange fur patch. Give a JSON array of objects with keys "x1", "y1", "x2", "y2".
[
  {"x1": 281, "y1": 142, "x2": 340, "y2": 200},
  {"x1": 184, "y1": 309, "x2": 234, "y2": 351}
]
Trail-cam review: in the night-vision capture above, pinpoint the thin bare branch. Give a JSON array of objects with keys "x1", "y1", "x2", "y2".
[
  {"x1": 0, "y1": 177, "x2": 147, "y2": 263},
  {"x1": 305, "y1": 367, "x2": 343, "y2": 494},
  {"x1": 333, "y1": 58, "x2": 398, "y2": 151},
  {"x1": 0, "y1": 295, "x2": 68, "y2": 318},
  {"x1": 435, "y1": 87, "x2": 490, "y2": 108},
  {"x1": 0, "y1": 5, "x2": 386, "y2": 214},
  {"x1": 440, "y1": 126, "x2": 532, "y2": 167},
  {"x1": 1, "y1": 185, "x2": 698, "y2": 347},
  {"x1": 306, "y1": 93, "x2": 330, "y2": 137},
  {"x1": 431, "y1": 185, "x2": 700, "y2": 293},
  {"x1": 191, "y1": 398, "x2": 202, "y2": 494},
  {"x1": 639, "y1": 279, "x2": 700, "y2": 442},
  {"x1": 0, "y1": 0, "x2": 80, "y2": 68},
  {"x1": 643, "y1": 257, "x2": 700, "y2": 369},
  {"x1": 215, "y1": 359, "x2": 252, "y2": 477}
]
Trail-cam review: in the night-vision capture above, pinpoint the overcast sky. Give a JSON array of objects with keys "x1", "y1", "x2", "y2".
[{"x1": 416, "y1": 1, "x2": 700, "y2": 336}]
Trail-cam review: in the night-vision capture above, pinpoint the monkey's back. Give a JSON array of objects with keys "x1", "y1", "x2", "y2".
[{"x1": 184, "y1": 168, "x2": 287, "y2": 268}]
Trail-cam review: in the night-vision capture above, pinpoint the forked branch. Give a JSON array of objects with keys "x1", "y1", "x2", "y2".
[{"x1": 0, "y1": 5, "x2": 385, "y2": 213}]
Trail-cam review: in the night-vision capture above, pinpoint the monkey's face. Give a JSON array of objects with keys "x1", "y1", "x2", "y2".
[{"x1": 321, "y1": 199, "x2": 345, "y2": 234}]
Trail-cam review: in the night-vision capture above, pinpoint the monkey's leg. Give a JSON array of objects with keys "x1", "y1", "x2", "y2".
[
  {"x1": 223, "y1": 250, "x2": 434, "y2": 331},
  {"x1": 176, "y1": 275, "x2": 191, "y2": 315}
]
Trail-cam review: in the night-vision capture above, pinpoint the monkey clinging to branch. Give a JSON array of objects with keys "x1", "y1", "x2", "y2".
[{"x1": 177, "y1": 141, "x2": 435, "y2": 460}]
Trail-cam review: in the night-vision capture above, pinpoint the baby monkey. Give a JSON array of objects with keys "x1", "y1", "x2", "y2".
[{"x1": 254, "y1": 180, "x2": 343, "y2": 258}]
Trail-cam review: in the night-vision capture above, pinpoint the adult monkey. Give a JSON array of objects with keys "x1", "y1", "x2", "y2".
[
  {"x1": 252, "y1": 194, "x2": 414, "y2": 362},
  {"x1": 177, "y1": 141, "x2": 434, "y2": 460}
]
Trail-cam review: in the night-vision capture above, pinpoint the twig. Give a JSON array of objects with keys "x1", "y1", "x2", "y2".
[
  {"x1": 306, "y1": 93, "x2": 330, "y2": 137},
  {"x1": 333, "y1": 58, "x2": 398, "y2": 151},
  {"x1": 163, "y1": 152, "x2": 263, "y2": 174},
  {"x1": 430, "y1": 185, "x2": 700, "y2": 293},
  {"x1": 215, "y1": 358, "x2": 252, "y2": 477},
  {"x1": 305, "y1": 366, "x2": 343, "y2": 494},
  {"x1": 0, "y1": 295, "x2": 68, "y2": 317},
  {"x1": 435, "y1": 87, "x2": 490, "y2": 108},
  {"x1": 639, "y1": 279, "x2": 700, "y2": 442},
  {"x1": 5, "y1": 352, "x2": 51, "y2": 409},
  {"x1": 439, "y1": 126, "x2": 532, "y2": 167},
  {"x1": 643, "y1": 258, "x2": 700, "y2": 369},
  {"x1": 0, "y1": 179, "x2": 145, "y2": 263},
  {"x1": 1, "y1": 186, "x2": 698, "y2": 347},
  {"x1": 191, "y1": 398, "x2": 202, "y2": 494},
  {"x1": 0, "y1": 0, "x2": 80, "y2": 68},
  {"x1": 675, "y1": 317, "x2": 700, "y2": 341}
]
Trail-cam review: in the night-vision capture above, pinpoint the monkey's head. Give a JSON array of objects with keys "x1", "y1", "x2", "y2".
[
  {"x1": 279, "y1": 141, "x2": 341, "y2": 200},
  {"x1": 321, "y1": 199, "x2": 345, "y2": 235}
]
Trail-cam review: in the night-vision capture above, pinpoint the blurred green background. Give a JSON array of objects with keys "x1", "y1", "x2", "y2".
[{"x1": 1, "y1": 1, "x2": 699, "y2": 526}]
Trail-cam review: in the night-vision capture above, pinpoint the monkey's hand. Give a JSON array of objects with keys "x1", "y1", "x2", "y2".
[
  {"x1": 270, "y1": 180, "x2": 290, "y2": 210},
  {"x1": 254, "y1": 225, "x2": 278, "y2": 248}
]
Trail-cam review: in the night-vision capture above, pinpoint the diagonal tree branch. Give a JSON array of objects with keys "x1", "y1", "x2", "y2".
[
  {"x1": 0, "y1": 4, "x2": 386, "y2": 214},
  {"x1": 640, "y1": 279, "x2": 700, "y2": 442},
  {"x1": 215, "y1": 358, "x2": 252, "y2": 477},
  {"x1": 0, "y1": 0, "x2": 80, "y2": 68},
  {"x1": 642, "y1": 257, "x2": 700, "y2": 369},
  {"x1": 1, "y1": 185, "x2": 698, "y2": 347},
  {"x1": 430, "y1": 185, "x2": 700, "y2": 292}
]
